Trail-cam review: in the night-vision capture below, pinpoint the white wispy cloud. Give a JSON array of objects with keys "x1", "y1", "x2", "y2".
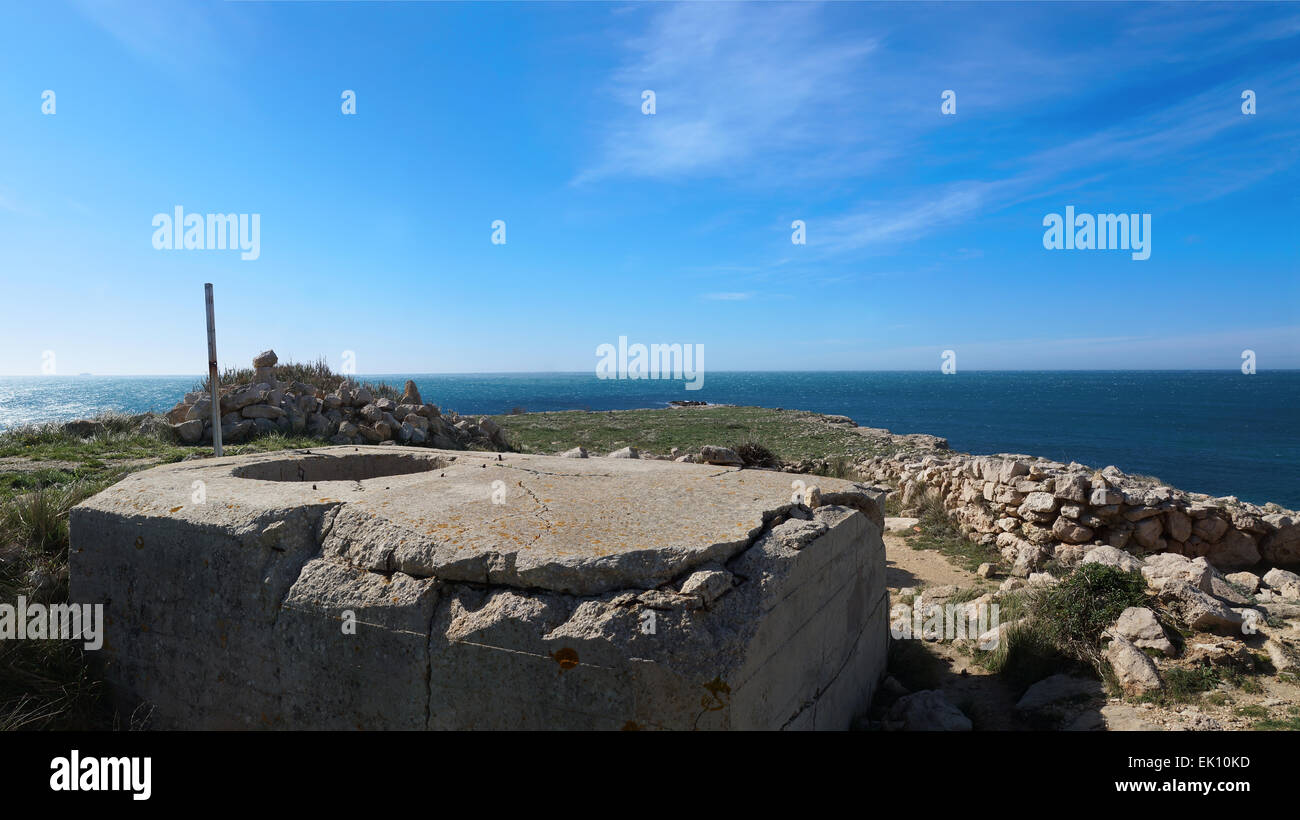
[
  {"x1": 576, "y1": 3, "x2": 879, "y2": 184},
  {"x1": 702, "y1": 292, "x2": 754, "y2": 301},
  {"x1": 583, "y1": 3, "x2": 1300, "y2": 260}
]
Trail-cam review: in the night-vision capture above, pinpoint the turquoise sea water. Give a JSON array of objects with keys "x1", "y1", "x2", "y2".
[{"x1": 1, "y1": 371, "x2": 1296, "y2": 508}]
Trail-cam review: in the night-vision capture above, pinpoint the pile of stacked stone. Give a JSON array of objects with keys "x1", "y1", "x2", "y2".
[
  {"x1": 857, "y1": 449, "x2": 1300, "y2": 571},
  {"x1": 164, "y1": 350, "x2": 507, "y2": 451}
]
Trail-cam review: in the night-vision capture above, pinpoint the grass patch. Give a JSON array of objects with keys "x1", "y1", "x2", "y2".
[
  {"x1": 903, "y1": 494, "x2": 1000, "y2": 573},
  {"x1": 977, "y1": 617, "x2": 1073, "y2": 687},
  {"x1": 492, "y1": 406, "x2": 896, "y2": 464},
  {"x1": 1158, "y1": 666, "x2": 1223, "y2": 703},
  {"x1": 0, "y1": 475, "x2": 121, "y2": 729},
  {"x1": 1252, "y1": 705, "x2": 1300, "y2": 731},
  {"x1": 975, "y1": 563, "x2": 1149, "y2": 688},
  {"x1": 0, "y1": 412, "x2": 186, "y2": 468}
]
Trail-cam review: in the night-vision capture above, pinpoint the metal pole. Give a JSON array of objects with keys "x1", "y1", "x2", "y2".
[{"x1": 205, "y1": 283, "x2": 223, "y2": 457}]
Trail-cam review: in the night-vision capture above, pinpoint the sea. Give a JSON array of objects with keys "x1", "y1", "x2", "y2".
[{"x1": 1, "y1": 371, "x2": 1296, "y2": 508}]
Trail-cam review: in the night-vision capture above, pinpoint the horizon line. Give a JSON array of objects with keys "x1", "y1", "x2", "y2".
[{"x1": 3, "y1": 368, "x2": 1298, "y2": 378}]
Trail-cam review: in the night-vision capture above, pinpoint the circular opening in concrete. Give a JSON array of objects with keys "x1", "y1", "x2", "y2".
[{"x1": 232, "y1": 452, "x2": 450, "y2": 483}]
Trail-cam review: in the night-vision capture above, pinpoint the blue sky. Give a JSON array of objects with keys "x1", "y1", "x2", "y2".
[{"x1": 0, "y1": 0, "x2": 1297, "y2": 375}]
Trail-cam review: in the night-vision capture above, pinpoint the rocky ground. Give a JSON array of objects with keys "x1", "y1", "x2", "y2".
[
  {"x1": 873, "y1": 521, "x2": 1300, "y2": 731},
  {"x1": 162, "y1": 350, "x2": 509, "y2": 451}
]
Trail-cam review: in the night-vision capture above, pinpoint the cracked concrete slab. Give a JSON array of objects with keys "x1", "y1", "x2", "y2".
[{"x1": 70, "y1": 445, "x2": 889, "y2": 729}]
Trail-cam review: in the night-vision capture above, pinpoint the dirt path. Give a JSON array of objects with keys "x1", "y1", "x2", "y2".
[
  {"x1": 882, "y1": 530, "x2": 1026, "y2": 730},
  {"x1": 884, "y1": 530, "x2": 976, "y2": 591}
]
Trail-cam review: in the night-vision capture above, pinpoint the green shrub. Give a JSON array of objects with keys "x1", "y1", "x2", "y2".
[
  {"x1": 732, "y1": 441, "x2": 778, "y2": 469},
  {"x1": 904, "y1": 494, "x2": 1000, "y2": 572},
  {"x1": 1159, "y1": 665, "x2": 1222, "y2": 702},
  {"x1": 1030, "y1": 562, "x2": 1148, "y2": 670},
  {"x1": 195, "y1": 356, "x2": 399, "y2": 401}
]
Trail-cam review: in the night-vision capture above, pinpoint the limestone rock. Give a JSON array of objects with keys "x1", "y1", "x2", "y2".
[
  {"x1": 1082, "y1": 546, "x2": 1145, "y2": 573},
  {"x1": 1262, "y1": 568, "x2": 1300, "y2": 599},
  {"x1": 559, "y1": 447, "x2": 588, "y2": 458},
  {"x1": 1208, "y1": 529, "x2": 1260, "y2": 571},
  {"x1": 678, "y1": 568, "x2": 734, "y2": 606},
  {"x1": 242, "y1": 404, "x2": 285, "y2": 420},
  {"x1": 1141, "y1": 552, "x2": 1213, "y2": 594},
  {"x1": 1089, "y1": 488, "x2": 1123, "y2": 506},
  {"x1": 1165, "y1": 510, "x2": 1193, "y2": 543},
  {"x1": 478, "y1": 417, "x2": 503, "y2": 444},
  {"x1": 608, "y1": 446, "x2": 639, "y2": 459},
  {"x1": 1110, "y1": 606, "x2": 1174, "y2": 656},
  {"x1": 172, "y1": 419, "x2": 203, "y2": 444},
  {"x1": 1015, "y1": 674, "x2": 1104, "y2": 728},
  {"x1": 1133, "y1": 516, "x2": 1164, "y2": 549},
  {"x1": 1225, "y1": 571, "x2": 1260, "y2": 594},
  {"x1": 1260, "y1": 515, "x2": 1300, "y2": 564},
  {"x1": 1054, "y1": 473, "x2": 1090, "y2": 503},
  {"x1": 1182, "y1": 638, "x2": 1254, "y2": 671},
  {"x1": 699, "y1": 445, "x2": 744, "y2": 467},
  {"x1": 1192, "y1": 516, "x2": 1229, "y2": 543},
  {"x1": 252, "y1": 350, "x2": 278, "y2": 368},
  {"x1": 1104, "y1": 634, "x2": 1164, "y2": 696},
  {"x1": 884, "y1": 690, "x2": 972, "y2": 732},
  {"x1": 1264, "y1": 637, "x2": 1300, "y2": 672},
  {"x1": 1019, "y1": 491, "x2": 1058, "y2": 516},
  {"x1": 1158, "y1": 580, "x2": 1244, "y2": 633},
  {"x1": 1052, "y1": 516, "x2": 1093, "y2": 544},
  {"x1": 1000, "y1": 577, "x2": 1026, "y2": 593},
  {"x1": 399, "y1": 380, "x2": 422, "y2": 406}
]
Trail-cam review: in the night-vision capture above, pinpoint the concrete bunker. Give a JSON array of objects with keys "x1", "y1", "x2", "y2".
[{"x1": 70, "y1": 446, "x2": 890, "y2": 730}]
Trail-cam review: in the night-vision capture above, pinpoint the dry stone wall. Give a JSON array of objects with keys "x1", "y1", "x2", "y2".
[{"x1": 857, "y1": 448, "x2": 1299, "y2": 571}]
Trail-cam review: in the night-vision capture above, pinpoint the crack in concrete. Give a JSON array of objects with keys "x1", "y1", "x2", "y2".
[
  {"x1": 516, "y1": 479, "x2": 553, "y2": 546},
  {"x1": 778, "y1": 586, "x2": 884, "y2": 730},
  {"x1": 491, "y1": 462, "x2": 616, "y2": 479}
]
